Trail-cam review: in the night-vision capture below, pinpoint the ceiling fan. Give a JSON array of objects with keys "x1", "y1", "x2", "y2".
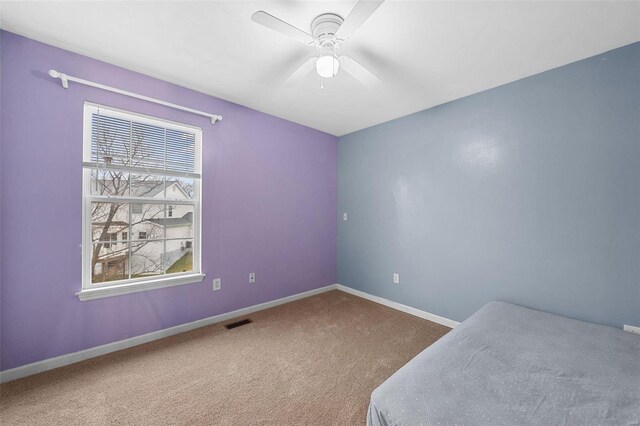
[{"x1": 251, "y1": 0, "x2": 385, "y2": 88}]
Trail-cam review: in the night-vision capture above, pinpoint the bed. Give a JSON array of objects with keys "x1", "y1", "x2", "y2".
[{"x1": 367, "y1": 301, "x2": 640, "y2": 426}]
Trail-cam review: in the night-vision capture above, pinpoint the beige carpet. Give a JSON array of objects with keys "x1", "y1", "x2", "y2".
[{"x1": 0, "y1": 290, "x2": 450, "y2": 425}]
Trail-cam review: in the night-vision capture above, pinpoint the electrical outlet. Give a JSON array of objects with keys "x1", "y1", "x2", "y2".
[
  {"x1": 393, "y1": 273, "x2": 400, "y2": 284},
  {"x1": 623, "y1": 325, "x2": 640, "y2": 335},
  {"x1": 249, "y1": 272, "x2": 256, "y2": 284},
  {"x1": 343, "y1": 212, "x2": 348, "y2": 221},
  {"x1": 212, "y1": 278, "x2": 221, "y2": 291}
]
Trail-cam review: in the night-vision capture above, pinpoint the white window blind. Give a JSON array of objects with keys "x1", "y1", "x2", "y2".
[{"x1": 84, "y1": 106, "x2": 200, "y2": 179}]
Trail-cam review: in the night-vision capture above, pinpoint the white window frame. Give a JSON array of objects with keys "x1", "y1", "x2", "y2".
[{"x1": 77, "y1": 102, "x2": 204, "y2": 301}]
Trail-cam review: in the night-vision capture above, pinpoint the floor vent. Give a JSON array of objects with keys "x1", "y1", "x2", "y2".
[{"x1": 225, "y1": 319, "x2": 253, "y2": 330}]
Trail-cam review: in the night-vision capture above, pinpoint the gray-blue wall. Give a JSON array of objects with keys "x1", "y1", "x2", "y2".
[{"x1": 338, "y1": 42, "x2": 639, "y2": 328}]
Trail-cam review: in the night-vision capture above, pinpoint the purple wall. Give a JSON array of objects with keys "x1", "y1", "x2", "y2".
[{"x1": 0, "y1": 32, "x2": 337, "y2": 371}]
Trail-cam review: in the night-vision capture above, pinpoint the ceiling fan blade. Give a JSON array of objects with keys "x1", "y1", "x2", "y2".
[
  {"x1": 334, "y1": 0, "x2": 385, "y2": 40},
  {"x1": 340, "y1": 56, "x2": 381, "y2": 88},
  {"x1": 282, "y1": 57, "x2": 318, "y2": 86},
  {"x1": 251, "y1": 11, "x2": 315, "y2": 44}
]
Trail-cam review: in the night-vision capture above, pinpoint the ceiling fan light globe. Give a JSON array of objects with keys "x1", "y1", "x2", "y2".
[{"x1": 316, "y1": 55, "x2": 340, "y2": 79}]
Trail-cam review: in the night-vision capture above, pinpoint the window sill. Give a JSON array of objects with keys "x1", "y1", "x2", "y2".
[{"x1": 76, "y1": 273, "x2": 206, "y2": 301}]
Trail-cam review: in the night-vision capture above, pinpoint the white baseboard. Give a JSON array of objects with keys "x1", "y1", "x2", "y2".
[
  {"x1": 1, "y1": 283, "x2": 458, "y2": 383},
  {"x1": 336, "y1": 284, "x2": 460, "y2": 329},
  {"x1": 0, "y1": 284, "x2": 338, "y2": 383}
]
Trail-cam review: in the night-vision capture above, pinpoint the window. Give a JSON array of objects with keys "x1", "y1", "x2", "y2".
[
  {"x1": 104, "y1": 232, "x2": 118, "y2": 248},
  {"x1": 80, "y1": 103, "x2": 204, "y2": 301}
]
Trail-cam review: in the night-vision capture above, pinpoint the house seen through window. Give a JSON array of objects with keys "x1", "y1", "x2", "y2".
[{"x1": 82, "y1": 103, "x2": 202, "y2": 293}]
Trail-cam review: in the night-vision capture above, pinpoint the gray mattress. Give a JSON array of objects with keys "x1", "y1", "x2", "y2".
[{"x1": 367, "y1": 302, "x2": 640, "y2": 426}]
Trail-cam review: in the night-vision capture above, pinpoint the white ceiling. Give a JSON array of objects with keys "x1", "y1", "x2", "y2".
[{"x1": 1, "y1": 1, "x2": 639, "y2": 136}]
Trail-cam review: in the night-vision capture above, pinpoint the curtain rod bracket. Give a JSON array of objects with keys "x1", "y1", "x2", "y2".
[
  {"x1": 48, "y1": 69, "x2": 222, "y2": 125},
  {"x1": 49, "y1": 69, "x2": 68, "y2": 89}
]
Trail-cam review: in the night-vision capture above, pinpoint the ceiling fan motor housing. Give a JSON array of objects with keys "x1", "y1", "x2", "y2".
[{"x1": 311, "y1": 13, "x2": 344, "y2": 42}]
